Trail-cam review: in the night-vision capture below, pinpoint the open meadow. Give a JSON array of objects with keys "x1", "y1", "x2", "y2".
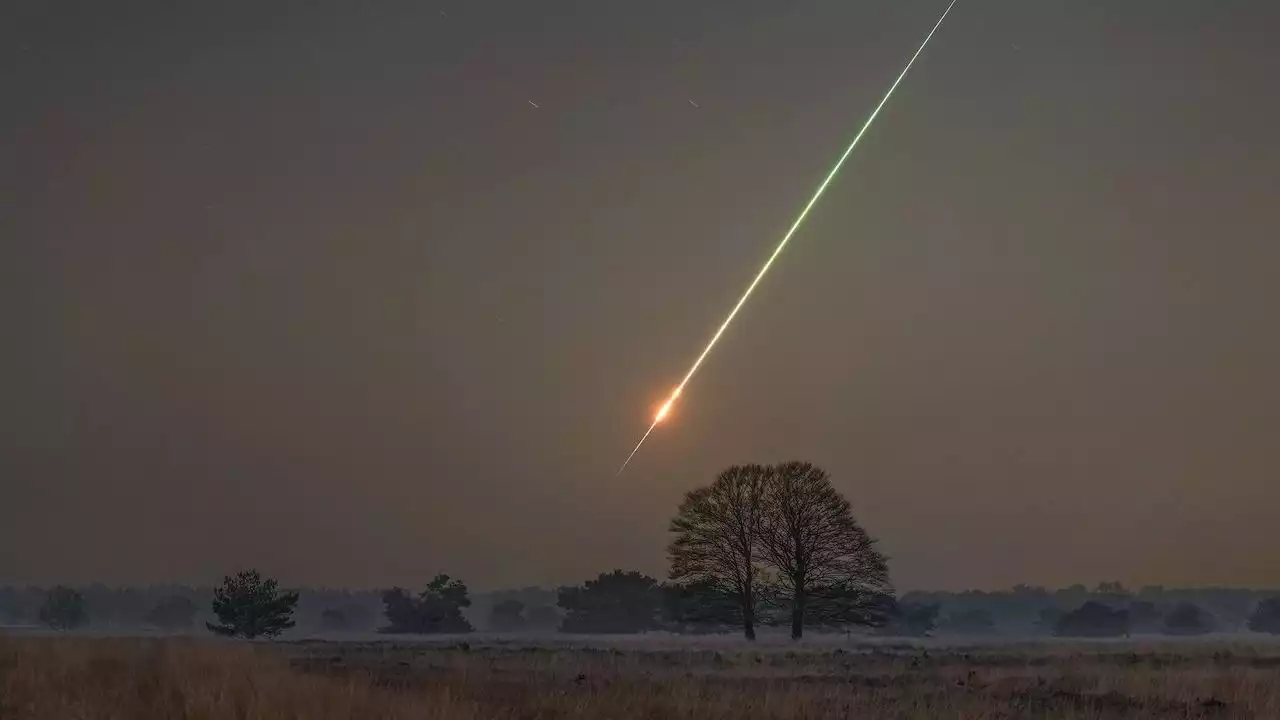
[{"x1": 4, "y1": 633, "x2": 1280, "y2": 719}]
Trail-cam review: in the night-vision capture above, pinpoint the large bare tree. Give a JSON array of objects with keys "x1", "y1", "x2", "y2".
[
  {"x1": 667, "y1": 464, "x2": 769, "y2": 640},
  {"x1": 761, "y1": 461, "x2": 892, "y2": 639}
]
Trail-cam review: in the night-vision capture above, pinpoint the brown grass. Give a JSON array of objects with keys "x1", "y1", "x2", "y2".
[{"x1": 4, "y1": 634, "x2": 1280, "y2": 719}]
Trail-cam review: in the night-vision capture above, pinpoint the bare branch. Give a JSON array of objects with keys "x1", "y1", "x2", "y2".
[
  {"x1": 666, "y1": 464, "x2": 769, "y2": 640},
  {"x1": 759, "y1": 461, "x2": 894, "y2": 638}
]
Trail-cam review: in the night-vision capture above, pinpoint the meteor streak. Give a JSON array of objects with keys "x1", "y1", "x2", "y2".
[{"x1": 617, "y1": 0, "x2": 961, "y2": 475}]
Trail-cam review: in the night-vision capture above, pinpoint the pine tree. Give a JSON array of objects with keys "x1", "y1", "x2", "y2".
[{"x1": 206, "y1": 569, "x2": 298, "y2": 639}]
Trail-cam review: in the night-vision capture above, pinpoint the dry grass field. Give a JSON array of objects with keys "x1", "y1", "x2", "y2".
[{"x1": 4, "y1": 633, "x2": 1280, "y2": 719}]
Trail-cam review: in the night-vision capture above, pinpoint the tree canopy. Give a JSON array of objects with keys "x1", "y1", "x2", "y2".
[
  {"x1": 761, "y1": 461, "x2": 892, "y2": 638},
  {"x1": 667, "y1": 460, "x2": 893, "y2": 640},
  {"x1": 1162, "y1": 603, "x2": 1214, "y2": 636},
  {"x1": 381, "y1": 574, "x2": 473, "y2": 634},
  {"x1": 1053, "y1": 601, "x2": 1129, "y2": 638},
  {"x1": 662, "y1": 580, "x2": 744, "y2": 634},
  {"x1": 206, "y1": 570, "x2": 298, "y2": 639},
  {"x1": 558, "y1": 570, "x2": 661, "y2": 634},
  {"x1": 489, "y1": 598, "x2": 527, "y2": 632},
  {"x1": 39, "y1": 586, "x2": 87, "y2": 631},
  {"x1": 668, "y1": 464, "x2": 769, "y2": 639},
  {"x1": 1249, "y1": 598, "x2": 1280, "y2": 634},
  {"x1": 879, "y1": 601, "x2": 939, "y2": 637}
]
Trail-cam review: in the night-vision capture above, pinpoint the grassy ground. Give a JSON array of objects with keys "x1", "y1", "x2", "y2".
[{"x1": 3, "y1": 634, "x2": 1280, "y2": 718}]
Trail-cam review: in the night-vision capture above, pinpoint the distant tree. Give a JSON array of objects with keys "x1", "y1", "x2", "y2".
[
  {"x1": 1053, "y1": 601, "x2": 1129, "y2": 638},
  {"x1": 145, "y1": 595, "x2": 198, "y2": 631},
  {"x1": 319, "y1": 608, "x2": 350, "y2": 632},
  {"x1": 1162, "y1": 603, "x2": 1214, "y2": 636},
  {"x1": 420, "y1": 575, "x2": 473, "y2": 632},
  {"x1": 938, "y1": 608, "x2": 997, "y2": 635},
  {"x1": 1248, "y1": 598, "x2": 1280, "y2": 635},
  {"x1": 1128, "y1": 600, "x2": 1162, "y2": 634},
  {"x1": 986, "y1": 585, "x2": 1052, "y2": 631},
  {"x1": 1056, "y1": 584, "x2": 1090, "y2": 608},
  {"x1": 661, "y1": 580, "x2": 742, "y2": 634},
  {"x1": 489, "y1": 599, "x2": 527, "y2": 632},
  {"x1": 0, "y1": 591, "x2": 24, "y2": 624},
  {"x1": 878, "y1": 601, "x2": 939, "y2": 637},
  {"x1": 1035, "y1": 606, "x2": 1063, "y2": 634},
  {"x1": 206, "y1": 570, "x2": 299, "y2": 639},
  {"x1": 1196, "y1": 590, "x2": 1257, "y2": 629},
  {"x1": 1094, "y1": 581, "x2": 1130, "y2": 599},
  {"x1": 77, "y1": 583, "x2": 113, "y2": 626},
  {"x1": 526, "y1": 604, "x2": 561, "y2": 631},
  {"x1": 381, "y1": 574, "x2": 473, "y2": 634},
  {"x1": 866, "y1": 586, "x2": 1280, "y2": 637},
  {"x1": 759, "y1": 461, "x2": 893, "y2": 639},
  {"x1": 558, "y1": 570, "x2": 661, "y2": 634},
  {"x1": 339, "y1": 603, "x2": 375, "y2": 631},
  {"x1": 39, "y1": 586, "x2": 87, "y2": 631},
  {"x1": 381, "y1": 588, "x2": 418, "y2": 632},
  {"x1": 667, "y1": 464, "x2": 770, "y2": 640},
  {"x1": 501, "y1": 586, "x2": 558, "y2": 609}
]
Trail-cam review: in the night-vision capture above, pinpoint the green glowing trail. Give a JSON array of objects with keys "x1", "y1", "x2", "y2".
[{"x1": 618, "y1": 0, "x2": 962, "y2": 475}]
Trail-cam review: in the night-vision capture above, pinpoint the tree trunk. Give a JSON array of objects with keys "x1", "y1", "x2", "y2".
[
  {"x1": 791, "y1": 591, "x2": 805, "y2": 640},
  {"x1": 742, "y1": 593, "x2": 757, "y2": 641}
]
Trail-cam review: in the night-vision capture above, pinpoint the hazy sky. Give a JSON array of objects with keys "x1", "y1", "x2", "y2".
[{"x1": 3, "y1": 0, "x2": 1278, "y2": 591}]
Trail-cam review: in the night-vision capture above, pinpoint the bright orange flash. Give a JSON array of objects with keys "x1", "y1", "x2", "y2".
[
  {"x1": 616, "y1": 387, "x2": 681, "y2": 474},
  {"x1": 654, "y1": 388, "x2": 682, "y2": 423}
]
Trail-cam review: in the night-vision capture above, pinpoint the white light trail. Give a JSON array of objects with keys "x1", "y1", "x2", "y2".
[{"x1": 618, "y1": 0, "x2": 962, "y2": 475}]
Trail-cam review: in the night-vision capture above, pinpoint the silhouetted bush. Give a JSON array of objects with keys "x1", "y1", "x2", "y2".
[
  {"x1": 878, "y1": 601, "x2": 939, "y2": 637},
  {"x1": 938, "y1": 608, "x2": 996, "y2": 635},
  {"x1": 1053, "y1": 601, "x2": 1129, "y2": 638},
  {"x1": 558, "y1": 570, "x2": 661, "y2": 634},
  {"x1": 1248, "y1": 598, "x2": 1280, "y2": 634},
  {"x1": 662, "y1": 581, "x2": 743, "y2": 634},
  {"x1": 1127, "y1": 600, "x2": 1162, "y2": 634},
  {"x1": 1035, "y1": 606, "x2": 1063, "y2": 634},
  {"x1": 1162, "y1": 603, "x2": 1213, "y2": 636},
  {"x1": 526, "y1": 604, "x2": 560, "y2": 631},
  {"x1": 489, "y1": 599, "x2": 527, "y2": 632},
  {"x1": 381, "y1": 574, "x2": 473, "y2": 634},
  {"x1": 39, "y1": 586, "x2": 87, "y2": 631}
]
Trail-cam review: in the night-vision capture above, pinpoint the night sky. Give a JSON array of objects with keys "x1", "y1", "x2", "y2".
[{"x1": 3, "y1": 0, "x2": 1278, "y2": 591}]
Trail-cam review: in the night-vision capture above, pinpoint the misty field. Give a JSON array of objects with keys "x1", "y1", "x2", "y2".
[{"x1": 4, "y1": 635, "x2": 1280, "y2": 719}]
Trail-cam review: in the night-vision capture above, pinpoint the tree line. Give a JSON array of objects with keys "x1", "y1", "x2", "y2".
[
  {"x1": 23, "y1": 573, "x2": 1280, "y2": 640},
  {"x1": 317, "y1": 460, "x2": 894, "y2": 641},
  {"x1": 895, "y1": 582, "x2": 1280, "y2": 637},
  {"x1": 9, "y1": 461, "x2": 1280, "y2": 640}
]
